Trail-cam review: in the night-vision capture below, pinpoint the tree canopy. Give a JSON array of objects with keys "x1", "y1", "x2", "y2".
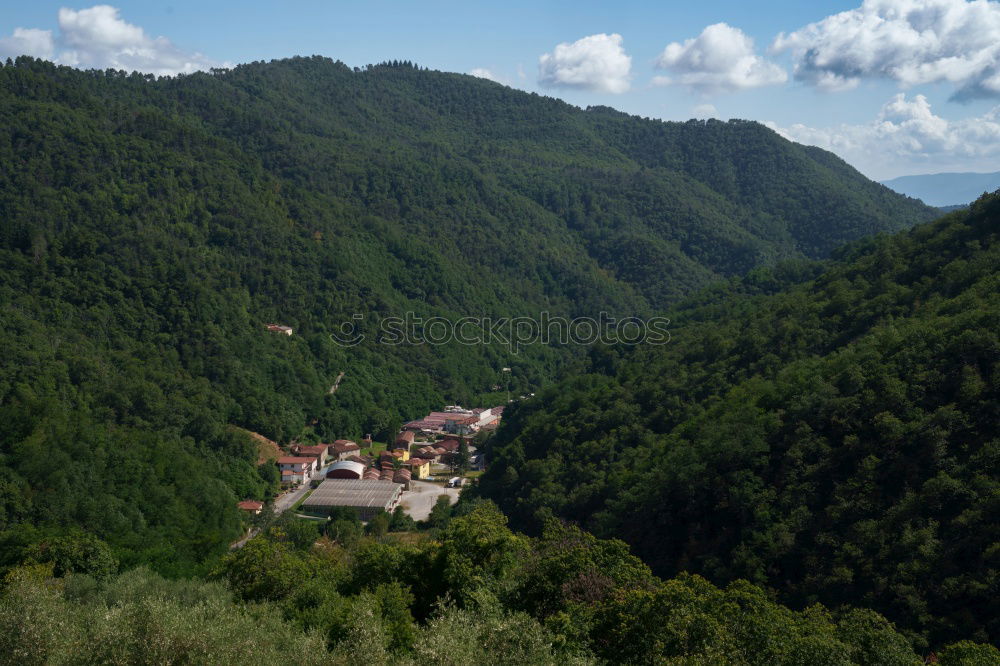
[
  {"x1": 476, "y1": 192, "x2": 1000, "y2": 650},
  {"x1": 0, "y1": 55, "x2": 933, "y2": 573}
]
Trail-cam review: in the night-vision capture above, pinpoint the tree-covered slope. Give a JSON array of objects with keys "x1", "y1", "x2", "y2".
[
  {"x1": 0, "y1": 55, "x2": 934, "y2": 572},
  {"x1": 476, "y1": 192, "x2": 1000, "y2": 649},
  {"x1": 9, "y1": 502, "x2": 992, "y2": 664}
]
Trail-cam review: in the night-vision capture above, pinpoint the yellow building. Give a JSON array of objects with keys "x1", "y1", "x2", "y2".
[{"x1": 406, "y1": 458, "x2": 430, "y2": 479}]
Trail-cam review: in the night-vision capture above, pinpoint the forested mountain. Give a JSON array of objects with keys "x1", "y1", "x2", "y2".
[
  {"x1": 0, "y1": 55, "x2": 935, "y2": 572},
  {"x1": 475, "y1": 192, "x2": 1000, "y2": 650}
]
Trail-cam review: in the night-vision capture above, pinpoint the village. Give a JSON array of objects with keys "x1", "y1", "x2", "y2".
[{"x1": 235, "y1": 404, "x2": 504, "y2": 532}]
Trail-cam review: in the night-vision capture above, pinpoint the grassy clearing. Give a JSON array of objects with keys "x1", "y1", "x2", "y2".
[{"x1": 363, "y1": 441, "x2": 389, "y2": 457}]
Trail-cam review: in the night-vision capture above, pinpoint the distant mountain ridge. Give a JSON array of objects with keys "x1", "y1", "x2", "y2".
[{"x1": 882, "y1": 170, "x2": 1000, "y2": 207}]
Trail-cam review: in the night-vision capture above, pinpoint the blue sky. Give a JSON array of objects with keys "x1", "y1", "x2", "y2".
[{"x1": 4, "y1": 1, "x2": 1000, "y2": 179}]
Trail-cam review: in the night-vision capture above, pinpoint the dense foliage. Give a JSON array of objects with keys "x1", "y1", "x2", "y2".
[
  {"x1": 0, "y1": 55, "x2": 933, "y2": 572},
  {"x1": 7, "y1": 502, "x2": 990, "y2": 664},
  {"x1": 476, "y1": 192, "x2": 1000, "y2": 650}
]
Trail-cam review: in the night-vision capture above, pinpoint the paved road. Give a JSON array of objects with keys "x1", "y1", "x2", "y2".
[
  {"x1": 400, "y1": 480, "x2": 460, "y2": 521},
  {"x1": 273, "y1": 481, "x2": 313, "y2": 515},
  {"x1": 231, "y1": 465, "x2": 329, "y2": 550}
]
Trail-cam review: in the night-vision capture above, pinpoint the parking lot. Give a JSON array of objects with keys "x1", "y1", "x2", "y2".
[{"x1": 399, "y1": 479, "x2": 460, "y2": 521}]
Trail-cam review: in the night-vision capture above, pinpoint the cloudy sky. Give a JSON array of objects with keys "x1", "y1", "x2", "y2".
[{"x1": 3, "y1": 1, "x2": 1000, "y2": 180}]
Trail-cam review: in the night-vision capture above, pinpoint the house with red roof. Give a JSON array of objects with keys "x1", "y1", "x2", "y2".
[
  {"x1": 237, "y1": 500, "x2": 263, "y2": 514},
  {"x1": 438, "y1": 439, "x2": 460, "y2": 453},
  {"x1": 404, "y1": 457, "x2": 430, "y2": 479},
  {"x1": 265, "y1": 323, "x2": 293, "y2": 336},
  {"x1": 293, "y1": 444, "x2": 329, "y2": 467},
  {"x1": 330, "y1": 440, "x2": 362, "y2": 461},
  {"x1": 276, "y1": 456, "x2": 317, "y2": 485}
]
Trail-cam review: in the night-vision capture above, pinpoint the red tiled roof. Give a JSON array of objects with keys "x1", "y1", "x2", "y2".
[
  {"x1": 237, "y1": 500, "x2": 263, "y2": 511},
  {"x1": 276, "y1": 456, "x2": 314, "y2": 465},
  {"x1": 404, "y1": 411, "x2": 474, "y2": 430},
  {"x1": 332, "y1": 441, "x2": 361, "y2": 454}
]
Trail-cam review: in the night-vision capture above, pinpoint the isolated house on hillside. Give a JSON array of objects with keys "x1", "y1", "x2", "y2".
[
  {"x1": 265, "y1": 323, "x2": 293, "y2": 336},
  {"x1": 237, "y1": 500, "x2": 263, "y2": 514}
]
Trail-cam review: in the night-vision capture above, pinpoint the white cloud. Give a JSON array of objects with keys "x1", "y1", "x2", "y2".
[
  {"x1": 692, "y1": 103, "x2": 718, "y2": 118},
  {"x1": 655, "y1": 23, "x2": 786, "y2": 94},
  {"x1": 538, "y1": 33, "x2": 632, "y2": 94},
  {"x1": 772, "y1": 0, "x2": 1000, "y2": 99},
  {"x1": 0, "y1": 5, "x2": 220, "y2": 76},
  {"x1": 470, "y1": 67, "x2": 502, "y2": 83},
  {"x1": 0, "y1": 28, "x2": 55, "y2": 60},
  {"x1": 767, "y1": 93, "x2": 1000, "y2": 178}
]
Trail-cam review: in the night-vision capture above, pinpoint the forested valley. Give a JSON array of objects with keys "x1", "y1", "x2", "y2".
[
  {"x1": 476, "y1": 191, "x2": 1000, "y2": 652},
  {"x1": 0, "y1": 55, "x2": 932, "y2": 572},
  {"x1": 2, "y1": 55, "x2": 996, "y2": 663}
]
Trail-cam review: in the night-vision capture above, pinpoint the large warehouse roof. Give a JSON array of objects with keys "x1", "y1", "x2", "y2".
[
  {"x1": 302, "y1": 479, "x2": 402, "y2": 510},
  {"x1": 327, "y1": 460, "x2": 365, "y2": 478}
]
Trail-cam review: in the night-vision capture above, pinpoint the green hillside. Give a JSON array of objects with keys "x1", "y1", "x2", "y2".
[
  {"x1": 476, "y1": 192, "x2": 1000, "y2": 649},
  {"x1": 8, "y1": 502, "x2": 992, "y2": 664},
  {"x1": 0, "y1": 54, "x2": 933, "y2": 573}
]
